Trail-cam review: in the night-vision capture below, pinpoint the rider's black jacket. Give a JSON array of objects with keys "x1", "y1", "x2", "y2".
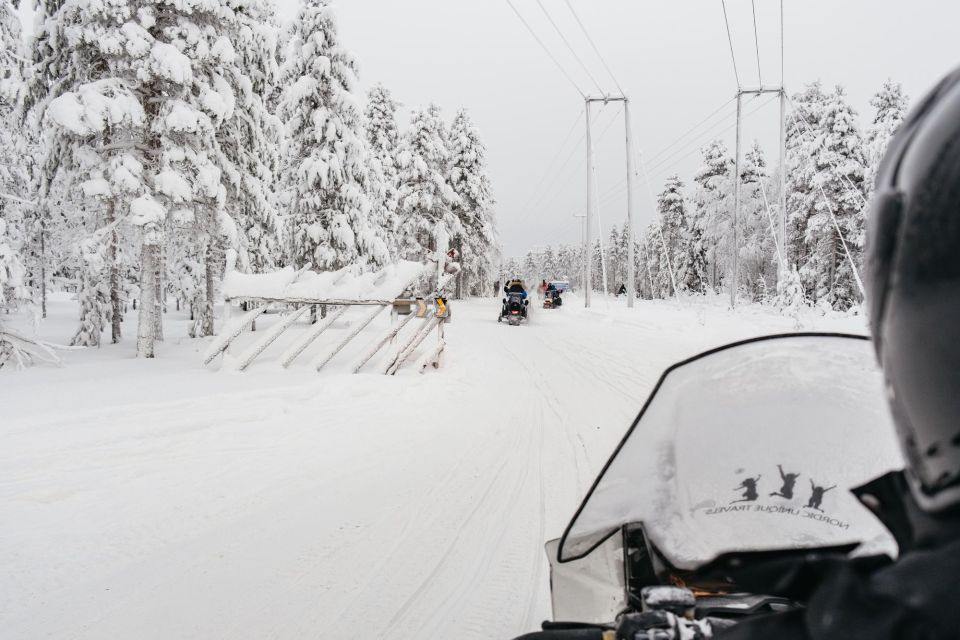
[{"x1": 718, "y1": 489, "x2": 960, "y2": 640}]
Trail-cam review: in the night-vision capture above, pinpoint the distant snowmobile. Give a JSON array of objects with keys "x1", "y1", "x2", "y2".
[
  {"x1": 543, "y1": 287, "x2": 562, "y2": 309},
  {"x1": 511, "y1": 333, "x2": 905, "y2": 639}
]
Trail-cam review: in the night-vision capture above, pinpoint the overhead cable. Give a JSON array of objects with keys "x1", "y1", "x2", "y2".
[
  {"x1": 505, "y1": 0, "x2": 586, "y2": 97},
  {"x1": 751, "y1": 0, "x2": 763, "y2": 86},
  {"x1": 721, "y1": 0, "x2": 742, "y2": 89},
  {"x1": 563, "y1": 0, "x2": 626, "y2": 96},
  {"x1": 535, "y1": 0, "x2": 606, "y2": 94}
]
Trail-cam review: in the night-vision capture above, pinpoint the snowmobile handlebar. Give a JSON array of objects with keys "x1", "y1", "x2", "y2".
[
  {"x1": 511, "y1": 626, "x2": 605, "y2": 639},
  {"x1": 510, "y1": 611, "x2": 720, "y2": 640}
]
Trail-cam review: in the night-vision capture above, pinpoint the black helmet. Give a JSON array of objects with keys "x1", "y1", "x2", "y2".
[{"x1": 866, "y1": 65, "x2": 960, "y2": 512}]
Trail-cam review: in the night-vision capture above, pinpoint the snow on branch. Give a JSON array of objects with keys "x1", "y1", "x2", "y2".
[
  {"x1": 222, "y1": 261, "x2": 425, "y2": 302},
  {"x1": 47, "y1": 79, "x2": 145, "y2": 136}
]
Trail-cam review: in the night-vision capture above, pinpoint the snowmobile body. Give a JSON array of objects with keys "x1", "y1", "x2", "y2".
[
  {"x1": 515, "y1": 333, "x2": 905, "y2": 639},
  {"x1": 501, "y1": 292, "x2": 528, "y2": 326}
]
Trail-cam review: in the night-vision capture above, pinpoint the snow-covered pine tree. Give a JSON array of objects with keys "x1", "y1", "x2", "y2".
[
  {"x1": 217, "y1": 0, "x2": 284, "y2": 278},
  {"x1": 0, "y1": 2, "x2": 34, "y2": 365},
  {"x1": 788, "y1": 84, "x2": 867, "y2": 310},
  {"x1": 590, "y1": 238, "x2": 604, "y2": 291},
  {"x1": 556, "y1": 243, "x2": 576, "y2": 283},
  {"x1": 522, "y1": 250, "x2": 538, "y2": 285},
  {"x1": 864, "y1": 80, "x2": 907, "y2": 199},
  {"x1": 657, "y1": 175, "x2": 688, "y2": 294},
  {"x1": 644, "y1": 221, "x2": 668, "y2": 298},
  {"x1": 396, "y1": 104, "x2": 461, "y2": 261},
  {"x1": 448, "y1": 108, "x2": 497, "y2": 297},
  {"x1": 738, "y1": 141, "x2": 777, "y2": 301},
  {"x1": 501, "y1": 256, "x2": 521, "y2": 284},
  {"x1": 279, "y1": 0, "x2": 386, "y2": 272},
  {"x1": 785, "y1": 81, "x2": 829, "y2": 301},
  {"x1": 33, "y1": 0, "x2": 155, "y2": 347},
  {"x1": 693, "y1": 140, "x2": 733, "y2": 293},
  {"x1": 607, "y1": 225, "x2": 622, "y2": 293},
  {"x1": 637, "y1": 230, "x2": 656, "y2": 299},
  {"x1": 365, "y1": 83, "x2": 401, "y2": 259},
  {"x1": 0, "y1": 0, "x2": 29, "y2": 324}
]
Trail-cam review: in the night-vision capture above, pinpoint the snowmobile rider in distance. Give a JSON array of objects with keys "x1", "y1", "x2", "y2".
[{"x1": 718, "y1": 64, "x2": 960, "y2": 640}]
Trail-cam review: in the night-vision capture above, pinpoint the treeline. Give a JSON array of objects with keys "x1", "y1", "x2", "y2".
[
  {"x1": 0, "y1": 0, "x2": 497, "y2": 364},
  {"x1": 508, "y1": 80, "x2": 907, "y2": 311}
]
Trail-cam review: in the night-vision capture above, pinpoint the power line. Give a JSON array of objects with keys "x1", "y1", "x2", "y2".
[
  {"x1": 515, "y1": 104, "x2": 614, "y2": 227},
  {"x1": 563, "y1": 0, "x2": 626, "y2": 96},
  {"x1": 535, "y1": 0, "x2": 605, "y2": 94},
  {"x1": 647, "y1": 93, "x2": 776, "y2": 178},
  {"x1": 592, "y1": 93, "x2": 775, "y2": 206},
  {"x1": 643, "y1": 97, "x2": 738, "y2": 165},
  {"x1": 587, "y1": 98, "x2": 737, "y2": 208},
  {"x1": 645, "y1": 97, "x2": 757, "y2": 176},
  {"x1": 517, "y1": 108, "x2": 585, "y2": 214},
  {"x1": 720, "y1": 0, "x2": 741, "y2": 89},
  {"x1": 527, "y1": 104, "x2": 612, "y2": 212},
  {"x1": 751, "y1": 0, "x2": 762, "y2": 86},
  {"x1": 505, "y1": 0, "x2": 586, "y2": 97}
]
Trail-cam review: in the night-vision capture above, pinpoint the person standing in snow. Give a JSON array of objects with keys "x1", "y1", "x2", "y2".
[{"x1": 719, "y1": 64, "x2": 960, "y2": 640}]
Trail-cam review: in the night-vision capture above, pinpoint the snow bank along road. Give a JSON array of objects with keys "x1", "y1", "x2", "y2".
[{"x1": 0, "y1": 296, "x2": 863, "y2": 639}]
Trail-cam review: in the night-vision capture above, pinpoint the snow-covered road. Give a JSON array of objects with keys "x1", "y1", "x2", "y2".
[{"x1": 0, "y1": 296, "x2": 864, "y2": 639}]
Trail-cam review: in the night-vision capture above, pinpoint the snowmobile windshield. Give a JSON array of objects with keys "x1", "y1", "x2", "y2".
[{"x1": 558, "y1": 333, "x2": 904, "y2": 570}]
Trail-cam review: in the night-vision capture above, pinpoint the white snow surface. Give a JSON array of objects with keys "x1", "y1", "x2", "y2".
[{"x1": 0, "y1": 293, "x2": 867, "y2": 639}]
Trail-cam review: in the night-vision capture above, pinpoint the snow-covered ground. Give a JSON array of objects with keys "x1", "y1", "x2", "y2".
[{"x1": 1, "y1": 293, "x2": 865, "y2": 640}]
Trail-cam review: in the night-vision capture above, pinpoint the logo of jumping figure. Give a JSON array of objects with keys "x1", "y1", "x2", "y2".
[
  {"x1": 731, "y1": 475, "x2": 762, "y2": 504},
  {"x1": 806, "y1": 479, "x2": 836, "y2": 511},
  {"x1": 770, "y1": 464, "x2": 801, "y2": 499}
]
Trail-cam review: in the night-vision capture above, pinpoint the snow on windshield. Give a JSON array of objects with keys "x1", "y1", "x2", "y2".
[{"x1": 559, "y1": 334, "x2": 904, "y2": 570}]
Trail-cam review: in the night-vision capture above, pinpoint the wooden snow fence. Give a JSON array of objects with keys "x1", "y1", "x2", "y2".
[{"x1": 202, "y1": 261, "x2": 453, "y2": 375}]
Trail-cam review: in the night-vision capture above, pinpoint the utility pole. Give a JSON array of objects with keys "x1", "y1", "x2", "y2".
[
  {"x1": 732, "y1": 93, "x2": 742, "y2": 309},
  {"x1": 584, "y1": 99, "x2": 593, "y2": 308},
  {"x1": 729, "y1": 86, "x2": 786, "y2": 308},
  {"x1": 582, "y1": 94, "x2": 634, "y2": 308},
  {"x1": 779, "y1": 89, "x2": 788, "y2": 277},
  {"x1": 624, "y1": 98, "x2": 636, "y2": 308}
]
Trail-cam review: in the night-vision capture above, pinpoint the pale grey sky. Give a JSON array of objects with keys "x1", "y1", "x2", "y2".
[
  {"x1": 305, "y1": 0, "x2": 958, "y2": 256},
  {"x1": 19, "y1": 0, "x2": 960, "y2": 256}
]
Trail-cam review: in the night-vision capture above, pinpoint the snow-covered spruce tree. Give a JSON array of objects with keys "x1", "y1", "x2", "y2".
[
  {"x1": 32, "y1": 0, "x2": 154, "y2": 347},
  {"x1": 0, "y1": 0, "x2": 29, "y2": 317},
  {"x1": 693, "y1": 140, "x2": 733, "y2": 293},
  {"x1": 606, "y1": 225, "x2": 621, "y2": 292},
  {"x1": 643, "y1": 221, "x2": 667, "y2": 298},
  {"x1": 279, "y1": 0, "x2": 387, "y2": 272},
  {"x1": 788, "y1": 84, "x2": 867, "y2": 310},
  {"x1": 41, "y1": 0, "x2": 268, "y2": 354},
  {"x1": 365, "y1": 83, "x2": 401, "y2": 259},
  {"x1": 217, "y1": 0, "x2": 283, "y2": 277},
  {"x1": 396, "y1": 104, "x2": 461, "y2": 261},
  {"x1": 20, "y1": 0, "x2": 88, "y2": 323},
  {"x1": 637, "y1": 230, "x2": 656, "y2": 299},
  {"x1": 682, "y1": 210, "x2": 708, "y2": 295},
  {"x1": 784, "y1": 81, "x2": 828, "y2": 299},
  {"x1": 864, "y1": 80, "x2": 907, "y2": 199},
  {"x1": 656, "y1": 176, "x2": 689, "y2": 294},
  {"x1": 0, "y1": 9, "x2": 34, "y2": 365},
  {"x1": 738, "y1": 141, "x2": 777, "y2": 301},
  {"x1": 448, "y1": 108, "x2": 496, "y2": 297}
]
